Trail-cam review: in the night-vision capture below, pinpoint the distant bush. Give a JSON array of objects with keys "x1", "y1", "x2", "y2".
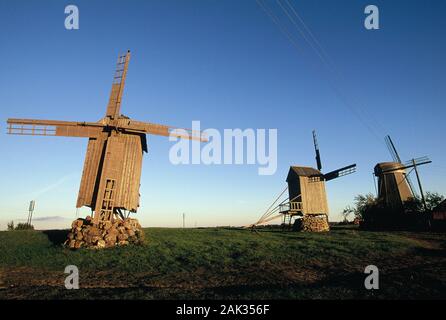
[
  {"x1": 343, "y1": 191, "x2": 445, "y2": 231},
  {"x1": 342, "y1": 193, "x2": 377, "y2": 221},
  {"x1": 421, "y1": 192, "x2": 444, "y2": 211},
  {"x1": 6, "y1": 221, "x2": 37, "y2": 231},
  {"x1": 7, "y1": 221, "x2": 14, "y2": 231},
  {"x1": 14, "y1": 223, "x2": 34, "y2": 231}
]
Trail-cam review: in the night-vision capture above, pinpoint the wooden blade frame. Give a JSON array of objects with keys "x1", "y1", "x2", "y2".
[
  {"x1": 312, "y1": 130, "x2": 322, "y2": 171},
  {"x1": 381, "y1": 160, "x2": 431, "y2": 174},
  {"x1": 105, "y1": 51, "x2": 131, "y2": 119},
  {"x1": 323, "y1": 164, "x2": 357, "y2": 181},
  {"x1": 7, "y1": 118, "x2": 104, "y2": 138},
  {"x1": 118, "y1": 119, "x2": 208, "y2": 142}
]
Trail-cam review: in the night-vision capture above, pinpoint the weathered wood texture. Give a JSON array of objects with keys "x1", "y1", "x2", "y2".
[
  {"x1": 7, "y1": 119, "x2": 103, "y2": 138},
  {"x1": 76, "y1": 136, "x2": 107, "y2": 208},
  {"x1": 300, "y1": 177, "x2": 329, "y2": 215},
  {"x1": 287, "y1": 167, "x2": 329, "y2": 215},
  {"x1": 99, "y1": 133, "x2": 144, "y2": 211},
  {"x1": 106, "y1": 52, "x2": 130, "y2": 118}
]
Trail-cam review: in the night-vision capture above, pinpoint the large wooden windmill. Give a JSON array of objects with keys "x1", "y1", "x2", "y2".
[{"x1": 7, "y1": 51, "x2": 206, "y2": 225}]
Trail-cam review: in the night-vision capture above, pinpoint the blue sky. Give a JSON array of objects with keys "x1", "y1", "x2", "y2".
[{"x1": 0, "y1": 0, "x2": 445, "y2": 229}]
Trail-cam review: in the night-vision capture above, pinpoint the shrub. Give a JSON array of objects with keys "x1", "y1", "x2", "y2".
[
  {"x1": 343, "y1": 191, "x2": 445, "y2": 230},
  {"x1": 7, "y1": 221, "x2": 14, "y2": 231},
  {"x1": 14, "y1": 223, "x2": 34, "y2": 230}
]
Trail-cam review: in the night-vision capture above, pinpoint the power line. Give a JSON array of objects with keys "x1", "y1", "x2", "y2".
[
  {"x1": 256, "y1": 0, "x2": 388, "y2": 145},
  {"x1": 256, "y1": 0, "x2": 301, "y2": 53},
  {"x1": 276, "y1": 0, "x2": 334, "y2": 74},
  {"x1": 287, "y1": 0, "x2": 388, "y2": 138},
  {"x1": 282, "y1": 0, "x2": 338, "y2": 73}
]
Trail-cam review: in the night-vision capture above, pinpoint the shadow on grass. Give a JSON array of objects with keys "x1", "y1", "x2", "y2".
[
  {"x1": 208, "y1": 268, "x2": 444, "y2": 299},
  {"x1": 330, "y1": 225, "x2": 360, "y2": 231},
  {"x1": 413, "y1": 247, "x2": 446, "y2": 258},
  {"x1": 42, "y1": 229, "x2": 69, "y2": 246}
]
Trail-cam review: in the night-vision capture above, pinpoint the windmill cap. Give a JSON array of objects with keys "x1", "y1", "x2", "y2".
[
  {"x1": 374, "y1": 162, "x2": 405, "y2": 175},
  {"x1": 287, "y1": 166, "x2": 323, "y2": 181}
]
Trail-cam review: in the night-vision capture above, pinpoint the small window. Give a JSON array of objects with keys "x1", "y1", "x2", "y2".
[{"x1": 308, "y1": 176, "x2": 321, "y2": 183}]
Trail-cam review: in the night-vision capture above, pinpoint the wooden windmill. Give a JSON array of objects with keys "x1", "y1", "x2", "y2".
[
  {"x1": 279, "y1": 130, "x2": 356, "y2": 223},
  {"x1": 7, "y1": 51, "x2": 206, "y2": 225},
  {"x1": 374, "y1": 135, "x2": 431, "y2": 210},
  {"x1": 253, "y1": 131, "x2": 356, "y2": 228}
]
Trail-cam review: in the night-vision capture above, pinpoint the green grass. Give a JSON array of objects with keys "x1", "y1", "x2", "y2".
[{"x1": 0, "y1": 226, "x2": 445, "y2": 299}]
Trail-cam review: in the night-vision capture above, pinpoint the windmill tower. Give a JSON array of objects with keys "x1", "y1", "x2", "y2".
[
  {"x1": 7, "y1": 51, "x2": 207, "y2": 225},
  {"x1": 374, "y1": 135, "x2": 431, "y2": 210},
  {"x1": 279, "y1": 130, "x2": 356, "y2": 225}
]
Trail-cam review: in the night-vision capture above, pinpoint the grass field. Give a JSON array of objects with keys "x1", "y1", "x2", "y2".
[{"x1": 0, "y1": 226, "x2": 445, "y2": 299}]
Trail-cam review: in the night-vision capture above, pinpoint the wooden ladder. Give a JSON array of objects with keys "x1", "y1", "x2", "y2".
[{"x1": 99, "y1": 179, "x2": 116, "y2": 222}]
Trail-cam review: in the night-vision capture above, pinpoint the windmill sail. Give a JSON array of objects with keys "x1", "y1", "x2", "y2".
[
  {"x1": 7, "y1": 118, "x2": 103, "y2": 138},
  {"x1": 384, "y1": 135, "x2": 417, "y2": 196},
  {"x1": 105, "y1": 51, "x2": 131, "y2": 119},
  {"x1": 323, "y1": 164, "x2": 356, "y2": 181},
  {"x1": 381, "y1": 157, "x2": 432, "y2": 173},
  {"x1": 312, "y1": 130, "x2": 322, "y2": 171}
]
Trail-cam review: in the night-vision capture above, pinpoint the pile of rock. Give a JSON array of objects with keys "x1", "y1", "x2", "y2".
[
  {"x1": 299, "y1": 215, "x2": 330, "y2": 232},
  {"x1": 64, "y1": 216, "x2": 144, "y2": 249}
]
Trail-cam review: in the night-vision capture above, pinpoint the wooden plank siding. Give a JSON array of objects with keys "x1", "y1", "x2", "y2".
[
  {"x1": 77, "y1": 132, "x2": 144, "y2": 214},
  {"x1": 76, "y1": 136, "x2": 107, "y2": 208},
  {"x1": 299, "y1": 176, "x2": 329, "y2": 215},
  {"x1": 114, "y1": 134, "x2": 143, "y2": 211},
  {"x1": 92, "y1": 133, "x2": 143, "y2": 214}
]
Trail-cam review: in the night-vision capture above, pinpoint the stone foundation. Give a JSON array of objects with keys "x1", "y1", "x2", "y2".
[
  {"x1": 64, "y1": 216, "x2": 144, "y2": 249},
  {"x1": 295, "y1": 215, "x2": 330, "y2": 232}
]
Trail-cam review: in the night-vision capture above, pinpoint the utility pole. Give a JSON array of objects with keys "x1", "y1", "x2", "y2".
[
  {"x1": 412, "y1": 159, "x2": 427, "y2": 211},
  {"x1": 27, "y1": 200, "x2": 35, "y2": 225},
  {"x1": 183, "y1": 213, "x2": 185, "y2": 229}
]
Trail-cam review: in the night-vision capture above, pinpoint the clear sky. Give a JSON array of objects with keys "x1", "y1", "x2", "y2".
[{"x1": 0, "y1": 0, "x2": 445, "y2": 230}]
